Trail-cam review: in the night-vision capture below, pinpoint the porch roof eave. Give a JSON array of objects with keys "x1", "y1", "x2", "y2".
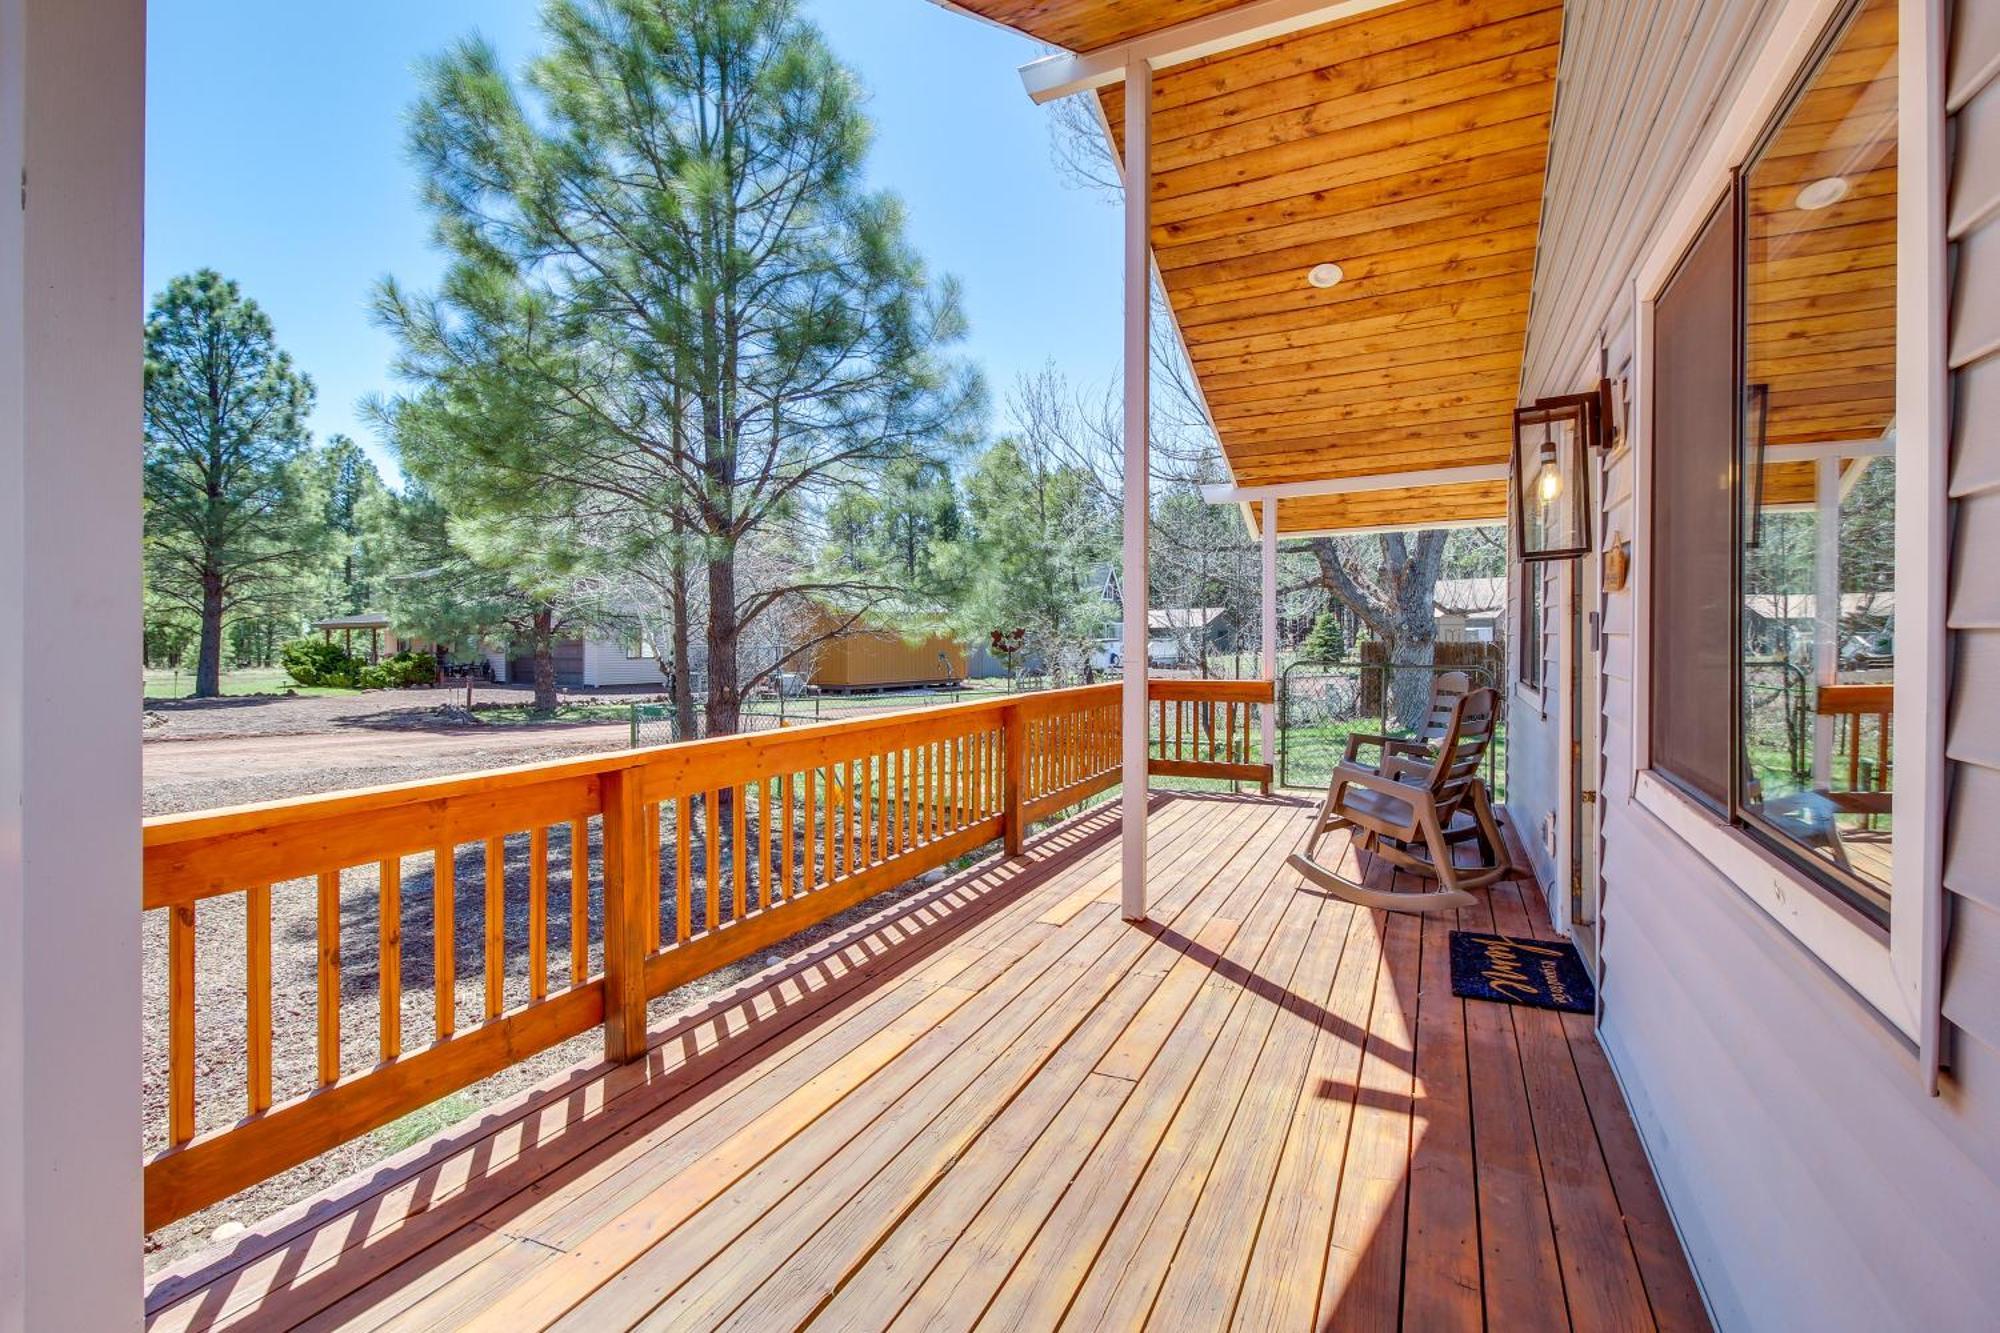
[{"x1": 927, "y1": 0, "x2": 1561, "y2": 538}]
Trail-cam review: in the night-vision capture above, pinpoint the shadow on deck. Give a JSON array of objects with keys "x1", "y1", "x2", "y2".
[{"x1": 143, "y1": 792, "x2": 1707, "y2": 1332}]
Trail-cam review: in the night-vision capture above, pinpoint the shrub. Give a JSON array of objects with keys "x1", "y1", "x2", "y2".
[
  {"x1": 1302, "y1": 612, "x2": 1347, "y2": 664},
  {"x1": 375, "y1": 650, "x2": 439, "y2": 688},
  {"x1": 280, "y1": 640, "x2": 437, "y2": 690},
  {"x1": 280, "y1": 637, "x2": 363, "y2": 688}
]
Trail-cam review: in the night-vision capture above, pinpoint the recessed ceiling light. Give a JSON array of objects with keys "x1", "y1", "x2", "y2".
[
  {"x1": 1306, "y1": 262, "x2": 1345, "y2": 289},
  {"x1": 1795, "y1": 176, "x2": 1850, "y2": 210}
]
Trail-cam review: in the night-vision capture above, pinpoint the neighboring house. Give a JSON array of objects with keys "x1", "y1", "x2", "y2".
[
  {"x1": 1093, "y1": 607, "x2": 1236, "y2": 669},
  {"x1": 1430, "y1": 576, "x2": 1505, "y2": 643},
  {"x1": 483, "y1": 632, "x2": 672, "y2": 690},
  {"x1": 801, "y1": 604, "x2": 967, "y2": 692},
  {"x1": 308, "y1": 612, "x2": 438, "y2": 664}
]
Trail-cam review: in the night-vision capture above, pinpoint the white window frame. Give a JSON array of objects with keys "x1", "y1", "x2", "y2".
[{"x1": 1626, "y1": 0, "x2": 1947, "y2": 1046}]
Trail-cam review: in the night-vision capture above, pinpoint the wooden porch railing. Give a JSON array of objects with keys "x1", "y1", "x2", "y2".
[
  {"x1": 1146, "y1": 678, "x2": 1274, "y2": 791},
  {"x1": 141, "y1": 683, "x2": 1123, "y2": 1231},
  {"x1": 139, "y1": 678, "x2": 1272, "y2": 1231}
]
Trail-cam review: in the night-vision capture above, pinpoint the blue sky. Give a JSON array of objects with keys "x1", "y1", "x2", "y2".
[{"x1": 144, "y1": 0, "x2": 1123, "y2": 479}]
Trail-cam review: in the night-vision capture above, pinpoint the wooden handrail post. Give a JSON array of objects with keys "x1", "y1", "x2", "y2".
[
  {"x1": 600, "y1": 765, "x2": 650, "y2": 1064},
  {"x1": 1002, "y1": 703, "x2": 1026, "y2": 856}
]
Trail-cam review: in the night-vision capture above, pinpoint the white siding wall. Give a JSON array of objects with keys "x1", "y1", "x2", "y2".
[
  {"x1": 581, "y1": 637, "x2": 668, "y2": 689},
  {"x1": 1505, "y1": 559, "x2": 1562, "y2": 895},
  {"x1": 1941, "y1": 0, "x2": 2000, "y2": 1070},
  {"x1": 1517, "y1": 1, "x2": 2000, "y2": 1327}
]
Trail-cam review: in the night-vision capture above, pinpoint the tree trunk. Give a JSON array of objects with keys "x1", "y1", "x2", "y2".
[
  {"x1": 195, "y1": 573, "x2": 225, "y2": 698},
  {"x1": 530, "y1": 606, "x2": 559, "y2": 716},
  {"x1": 705, "y1": 551, "x2": 739, "y2": 737},
  {"x1": 670, "y1": 553, "x2": 697, "y2": 740},
  {"x1": 1386, "y1": 535, "x2": 1447, "y2": 730}
]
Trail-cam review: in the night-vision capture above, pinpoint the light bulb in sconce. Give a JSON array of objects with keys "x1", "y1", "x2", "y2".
[{"x1": 1535, "y1": 433, "x2": 1563, "y2": 503}]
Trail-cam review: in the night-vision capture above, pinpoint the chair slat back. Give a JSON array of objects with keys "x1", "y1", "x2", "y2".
[
  {"x1": 1417, "y1": 671, "x2": 1473, "y2": 745},
  {"x1": 1436, "y1": 687, "x2": 1499, "y2": 813}
]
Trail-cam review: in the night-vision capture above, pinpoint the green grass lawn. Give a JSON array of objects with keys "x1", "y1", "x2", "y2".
[{"x1": 142, "y1": 666, "x2": 359, "y2": 700}]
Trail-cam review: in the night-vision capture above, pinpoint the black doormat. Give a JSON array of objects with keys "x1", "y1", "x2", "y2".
[{"x1": 1448, "y1": 930, "x2": 1596, "y2": 1014}]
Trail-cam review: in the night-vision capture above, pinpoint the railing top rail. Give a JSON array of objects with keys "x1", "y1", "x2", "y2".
[
  {"x1": 142, "y1": 682, "x2": 1120, "y2": 850},
  {"x1": 1146, "y1": 678, "x2": 1273, "y2": 702}
]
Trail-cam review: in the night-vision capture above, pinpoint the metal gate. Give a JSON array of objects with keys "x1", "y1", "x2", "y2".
[{"x1": 1278, "y1": 658, "x2": 1504, "y2": 796}]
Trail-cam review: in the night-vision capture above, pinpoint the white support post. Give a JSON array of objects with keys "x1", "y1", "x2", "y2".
[
  {"x1": 1120, "y1": 57, "x2": 1152, "y2": 922},
  {"x1": 1260, "y1": 500, "x2": 1278, "y2": 769},
  {"x1": 1811, "y1": 454, "x2": 1841, "y2": 786},
  {"x1": 0, "y1": 0, "x2": 147, "y2": 1326}
]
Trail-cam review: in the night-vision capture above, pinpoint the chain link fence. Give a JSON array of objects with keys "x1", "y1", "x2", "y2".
[
  {"x1": 1278, "y1": 658, "x2": 1505, "y2": 798},
  {"x1": 629, "y1": 682, "x2": 1071, "y2": 749}
]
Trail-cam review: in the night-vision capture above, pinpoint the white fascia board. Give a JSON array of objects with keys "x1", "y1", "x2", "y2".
[
  {"x1": 1200, "y1": 463, "x2": 1510, "y2": 506},
  {"x1": 1764, "y1": 436, "x2": 1894, "y2": 462},
  {"x1": 1279, "y1": 515, "x2": 1501, "y2": 540},
  {"x1": 1019, "y1": 0, "x2": 1406, "y2": 103}
]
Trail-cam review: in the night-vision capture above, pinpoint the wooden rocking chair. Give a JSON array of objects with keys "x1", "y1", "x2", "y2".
[{"x1": 1288, "y1": 685, "x2": 1513, "y2": 914}]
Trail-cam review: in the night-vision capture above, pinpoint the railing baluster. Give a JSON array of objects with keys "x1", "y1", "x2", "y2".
[
  {"x1": 846, "y1": 759, "x2": 860, "y2": 874},
  {"x1": 804, "y1": 771, "x2": 817, "y2": 892},
  {"x1": 317, "y1": 870, "x2": 340, "y2": 1086},
  {"x1": 569, "y1": 818, "x2": 589, "y2": 985},
  {"x1": 379, "y1": 858, "x2": 401, "y2": 1061},
  {"x1": 169, "y1": 901, "x2": 195, "y2": 1145},
  {"x1": 706, "y1": 790, "x2": 723, "y2": 924},
  {"x1": 434, "y1": 847, "x2": 455, "y2": 1041},
  {"x1": 529, "y1": 827, "x2": 548, "y2": 1003},
  {"x1": 675, "y1": 795, "x2": 693, "y2": 941},
  {"x1": 781, "y1": 775, "x2": 796, "y2": 901},
  {"x1": 644, "y1": 802, "x2": 662, "y2": 952},
  {"x1": 931, "y1": 741, "x2": 944, "y2": 839},
  {"x1": 874, "y1": 753, "x2": 888, "y2": 866},
  {"x1": 736, "y1": 780, "x2": 752, "y2": 912},
  {"x1": 820, "y1": 766, "x2": 836, "y2": 883},
  {"x1": 484, "y1": 837, "x2": 505, "y2": 1020},
  {"x1": 247, "y1": 884, "x2": 272, "y2": 1114}
]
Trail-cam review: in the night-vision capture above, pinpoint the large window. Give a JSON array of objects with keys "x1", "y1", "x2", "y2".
[
  {"x1": 1650, "y1": 200, "x2": 1738, "y2": 811},
  {"x1": 1651, "y1": 0, "x2": 1898, "y2": 923},
  {"x1": 1519, "y1": 566, "x2": 1544, "y2": 690}
]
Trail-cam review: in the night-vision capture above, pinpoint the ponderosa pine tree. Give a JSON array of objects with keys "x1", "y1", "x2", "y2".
[
  {"x1": 377, "y1": 0, "x2": 976, "y2": 734},
  {"x1": 143, "y1": 270, "x2": 318, "y2": 696},
  {"x1": 375, "y1": 393, "x2": 604, "y2": 716},
  {"x1": 310, "y1": 435, "x2": 389, "y2": 616}
]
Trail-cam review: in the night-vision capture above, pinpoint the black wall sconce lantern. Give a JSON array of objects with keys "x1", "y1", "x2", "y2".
[{"x1": 1512, "y1": 391, "x2": 1601, "y2": 562}]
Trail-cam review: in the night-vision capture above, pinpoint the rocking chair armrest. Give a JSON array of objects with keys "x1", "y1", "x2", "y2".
[
  {"x1": 1341, "y1": 731, "x2": 1389, "y2": 763},
  {"x1": 1341, "y1": 730, "x2": 1413, "y2": 763},
  {"x1": 1329, "y1": 761, "x2": 1426, "y2": 806}
]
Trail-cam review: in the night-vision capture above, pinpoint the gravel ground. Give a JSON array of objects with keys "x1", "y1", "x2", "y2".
[
  {"x1": 140, "y1": 691, "x2": 1001, "y2": 1272},
  {"x1": 141, "y1": 681, "x2": 660, "y2": 742}
]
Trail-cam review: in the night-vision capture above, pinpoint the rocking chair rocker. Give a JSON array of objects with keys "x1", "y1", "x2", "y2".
[{"x1": 1288, "y1": 685, "x2": 1514, "y2": 914}]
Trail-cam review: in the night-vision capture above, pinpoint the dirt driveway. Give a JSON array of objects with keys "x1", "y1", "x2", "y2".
[
  {"x1": 145, "y1": 721, "x2": 628, "y2": 797},
  {"x1": 142, "y1": 685, "x2": 650, "y2": 815}
]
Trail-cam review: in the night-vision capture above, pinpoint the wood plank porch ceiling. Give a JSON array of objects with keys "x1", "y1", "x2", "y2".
[{"x1": 946, "y1": 0, "x2": 1564, "y2": 534}]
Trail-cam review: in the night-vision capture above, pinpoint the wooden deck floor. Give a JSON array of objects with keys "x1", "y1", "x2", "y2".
[{"x1": 144, "y1": 793, "x2": 1707, "y2": 1332}]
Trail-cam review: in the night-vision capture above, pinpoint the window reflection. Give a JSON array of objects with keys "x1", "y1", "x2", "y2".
[{"x1": 1738, "y1": 0, "x2": 1897, "y2": 915}]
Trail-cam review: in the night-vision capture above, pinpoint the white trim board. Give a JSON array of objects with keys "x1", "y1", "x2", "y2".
[
  {"x1": 1017, "y1": 0, "x2": 1405, "y2": 102},
  {"x1": 1202, "y1": 463, "x2": 1509, "y2": 505}
]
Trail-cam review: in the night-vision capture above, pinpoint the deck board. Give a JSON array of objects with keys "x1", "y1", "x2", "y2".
[{"x1": 144, "y1": 793, "x2": 1706, "y2": 1333}]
